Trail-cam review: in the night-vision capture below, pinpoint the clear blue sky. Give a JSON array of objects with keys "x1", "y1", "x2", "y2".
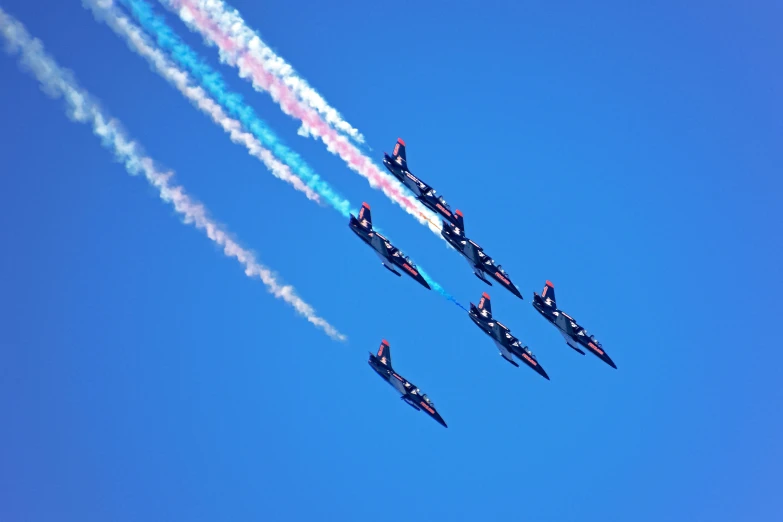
[{"x1": 1, "y1": 1, "x2": 781, "y2": 520}]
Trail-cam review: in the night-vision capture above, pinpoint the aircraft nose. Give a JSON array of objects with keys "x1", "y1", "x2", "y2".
[
  {"x1": 537, "y1": 365, "x2": 551, "y2": 380},
  {"x1": 603, "y1": 354, "x2": 618, "y2": 369}
]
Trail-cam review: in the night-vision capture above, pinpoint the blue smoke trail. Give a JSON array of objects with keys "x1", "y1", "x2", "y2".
[
  {"x1": 0, "y1": 6, "x2": 347, "y2": 341},
  {"x1": 116, "y1": 0, "x2": 465, "y2": 312},
  {"x1": 371, "y1": 221, "x2": 467, "y2": 311},
  {"x1": 118, "y1": 0, "x2": 351, "y2": 217},
  {"x1": 420, "y1": 268, "x2": 469, "y2": 312}
]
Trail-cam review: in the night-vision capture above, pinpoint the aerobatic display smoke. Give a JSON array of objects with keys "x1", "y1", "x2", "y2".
[
  {"x1": 84, "y1": 0, "x2": 324, "y2": 204},
  {"x1": 97, "y1": 0, "x2": 353, "y2": 216},
  {"x1": 371, "y1": 225, "x2": 467, "y2": 311},
  {"x1": 0, "y1": 6, "x2": 347, "y2": 341},
  {"x1": 177, "y1": 0, "x2": 364, "y2": 145},
  {"x1": 157, "y1": 0, "x2": 444, "y2": 235},
  {"x1": 103, "y1": 0, "x2": 465, "y2": 309}
]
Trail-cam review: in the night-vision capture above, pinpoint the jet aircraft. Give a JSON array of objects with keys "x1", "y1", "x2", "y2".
[
  {"x1": 532, "y1": 281, "x2": 617, "y2": 369},
  {"x1": 349, "y1": 202, "x2": 431, "y2": 290},
  {"x1": 382, "y1": 138, "x2": 460, "y2": 225},
  {"x1": 441, "y1": 215, "x2": 523, "y2": 299},
  {"x1": 468, "y1": 292, "x2": 549, "y2": 380},
  {"x1": 368, "y1": 340, "x2": 448, "y2": 427}
]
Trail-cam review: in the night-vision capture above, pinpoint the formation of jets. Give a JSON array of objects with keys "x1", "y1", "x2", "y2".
[{"x1": 350, "y1": 139, "x2": 617, "y2": 428}]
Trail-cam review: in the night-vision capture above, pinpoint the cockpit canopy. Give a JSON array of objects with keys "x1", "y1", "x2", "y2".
[
  {"x1": 390, "y1": 248, "x2": 415, "y2": 266},
  {"x1": 588, "y1": 333, "x2": 602, "y2": 346},
  {"x1": 497, "y1": 264, "x2": 509, "y2": 276},
  {"x1": 425, "y1": 189, "x2": 451, "y2": 208},
  {"x1": 577, "y1": 328, "x2": 602, "y2": 346}
]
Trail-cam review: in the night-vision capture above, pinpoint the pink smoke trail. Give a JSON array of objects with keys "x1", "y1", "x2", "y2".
[
  {"x1": 85, "y1": 0, "x2": 323, "y2": 205},
  {"x1": 170, "y1": 0, "x2": 444, "y2": 235},
  {"x1": 0, "y1": 5, "x2": 346, "y2": 342},
  {"x1": 186, "y1": 0, "x2": 366, "y2": 145}
]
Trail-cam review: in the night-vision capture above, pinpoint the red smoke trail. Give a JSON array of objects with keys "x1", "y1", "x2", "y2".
[{"x1": 175, "y1": 0, "x2": 443, "y2": 232}]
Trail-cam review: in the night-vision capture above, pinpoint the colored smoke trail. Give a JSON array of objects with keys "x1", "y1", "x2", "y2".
[
  {"x1": 88, "y1": 0, "x2": 462, "y2": 312},
  {"x1": 420, "y1": 269, "x2": 469, "y2": 312},
  {"x1": 89, "y1": 0, "x2": 462, "y2": 311},
  {"x1": 109, "y1": 0, "x2": 352, "y2": 217},
  {"x1": 159, "y1": 0, "x2": 444, "y2": 236},
  {"x1": 0, "y1": 6, "x2": 346, "y2": 341},
  {"x1": 371, "y1": 222, "x2": 468, "y2": 311},
  {"x1": 83, "y1": 0, "x2": 324, "y2": 205},
  {"x1": 181, "y1": 0, "x2": 365, "y2": 145}
]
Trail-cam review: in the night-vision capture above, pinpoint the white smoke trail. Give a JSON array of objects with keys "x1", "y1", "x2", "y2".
[
  {"x1": 189, "y1": 0, "x2": 365, "y2": 144},
  {"x1": 0, "y1": 6, "x2": 346, "y2": 341},
  {"x1": 83, "y1": 0, "x2": 322, "y2": 204},
  {"x1": 161, "y1": 0, "x2": 444, "y2": 236}
]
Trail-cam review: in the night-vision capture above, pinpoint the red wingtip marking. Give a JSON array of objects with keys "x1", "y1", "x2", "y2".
[
  {"x1": 482, "y1": 292, "x2": 490, "y2": 299},
  {"x1": 546, "y1": 280, "x2": 554, "y2": 287},
  {"x1": 362, "y1": 202, "x2": 371, "y2": 209},
  {"x1": 381, "y1": 339, "x2": 389, "y2": 346},
  {"x1": 456, "y1": 210, "x2": 464, "y2": 217},
  {"x1": 397, "y1": 138, "x2": 406, "y2": 146}
]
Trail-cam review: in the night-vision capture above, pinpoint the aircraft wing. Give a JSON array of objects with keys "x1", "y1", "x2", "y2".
[
  {"x1": 458, "y1": 241, "x2": 492, "y2": 285},
  {"x1": 368, "y1": 237, "x2": 402, "y2": 276},
  {"x1": 493, "y1": 340, "x2": 520, "y2": 367},
  {"x1": 558, "y1": 330, "x2": 586, "y2": 355}
]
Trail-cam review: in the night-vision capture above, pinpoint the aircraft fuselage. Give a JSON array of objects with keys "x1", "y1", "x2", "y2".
[
  {"x1": 442, "y1": 223, "x2": 523, "y2": 298},
  {"x1": 349, "y1": 215, "x2": 430, "y2": 289},
  {"x1": 383, "y1": 155, "x2": 459, "y2": 225},
  {"x1": 367, "y1": 354, "x2": 447, "y2": 426},
  {"x1": 532, "y1": 294, "x2": 616, "y2": 369}
]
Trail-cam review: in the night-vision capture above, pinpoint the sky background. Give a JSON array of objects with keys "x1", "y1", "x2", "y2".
[{"x1": 1, "y1": 1, "x2": 781, "y2": 520}]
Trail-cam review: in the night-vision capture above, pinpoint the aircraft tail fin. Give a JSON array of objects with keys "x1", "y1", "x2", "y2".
[
  {"x1": 357, "y1": 202, "x2": 373, "y2": 228},
  {"x1": 541, "y1": 280, "x2": 556, "y2": 306},
  {"x1": 392, "y1": 138, "x2": 407, "y2": 166},
  {"x1": 454, "y1": 209, "x2": 465, "y2": 231},
  {"x1": 376, "y1": 339, "x2": 392, "y2": 367},
  {"x1": 477, "y1": 292, "x2": 492, "y2": 316}
]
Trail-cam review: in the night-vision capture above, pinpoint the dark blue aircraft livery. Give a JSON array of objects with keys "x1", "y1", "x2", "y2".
[
  {"x1": 532, "y1": 281, "x2": 617, "y2": 369},
  {"x1": 349, "y1": 202, "x2": 431, "y2": 290},
  {"x1": 368, "y1": 340, "x2": 448, "y2": 427},
  {"x1": 382, "y1": 138, "x2": 460, "y2": 226},
  {"x1": 468, "y1": 292, "x2": 549, "y2": 380},
  {"x1": 441, "y1": 214, "x2": 523, "y2": 299}
]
